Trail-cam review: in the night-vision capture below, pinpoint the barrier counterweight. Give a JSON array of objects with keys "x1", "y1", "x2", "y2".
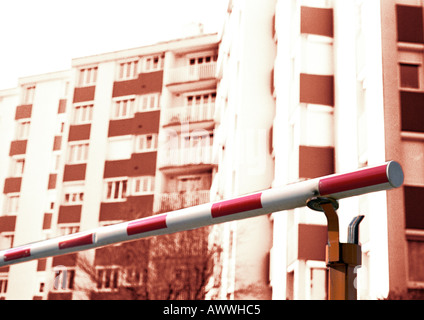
[{"x1": 0, "y1": 161, "x2": 404, "y2": 267}]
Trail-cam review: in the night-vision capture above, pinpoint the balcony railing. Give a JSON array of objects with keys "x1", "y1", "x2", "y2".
[
  {"x1": 167, "y1": 63, "x2": 217, "y2": 85},
  {"x1": 158, "y1": 145, "x2": 214, "y2": 168},
  {"x1": 154, "y1": 190, "x2": 210, "y2": 212},
  {"x1": 162, "y1": 103, "x2": 215, "y2": 126}
]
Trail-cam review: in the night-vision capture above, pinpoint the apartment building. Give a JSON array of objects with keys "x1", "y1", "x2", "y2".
[
  {"x1": 210, "y1": 0, "x2": 424, "y2": 300},
  {"x1": 1, "y1": 0, "x2": 424, "y2": 301},
  {"x1": 271, "y1": 0, "x2": 391, "y2": 300},
  {"x1": 0, "y1": 33, "x2": 219, "y2": 300},
  {"x1": 208, "y1": 0, "x2": 277, "y2": 299},
  {"x1": 271, "y1": 0, "x2": 424, "y2": 300}
]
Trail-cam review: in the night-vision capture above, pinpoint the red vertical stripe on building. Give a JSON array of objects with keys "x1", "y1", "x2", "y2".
[
  {"x1": 211, "y1": 193, "x2": 263, "y2": 218},
  {"x1": 127, "y1": 215, "x2": 167, "y2": 236}
]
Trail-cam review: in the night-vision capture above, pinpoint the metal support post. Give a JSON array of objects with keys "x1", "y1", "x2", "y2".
[{"x1": 307, "y1": 197, "x2": 364, "y2": 300}]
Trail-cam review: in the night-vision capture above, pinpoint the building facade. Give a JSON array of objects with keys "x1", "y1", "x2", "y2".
[
  {"x1": 210, "y1": 0, "x2": 424, "y2": 300},
  {"x1": 1, "y1": 0, "x2": 424, "y2": 300},
  {"x1": 0, "y1": 33, "x2": 219, "y2": 300}
]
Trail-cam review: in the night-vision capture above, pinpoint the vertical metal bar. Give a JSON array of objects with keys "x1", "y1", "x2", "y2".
[
  {"x1": 307, "y1": 197, "x2": 363, "y2": 300},
  {"x1": 328, "y1": 264, "x2": 348, "y2": 300}
]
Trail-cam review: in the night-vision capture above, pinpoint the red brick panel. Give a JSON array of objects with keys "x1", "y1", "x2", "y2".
[
  {"x1": 68, "y1": 124, "x2": 91, "y2": 142},
  {"x1": 9, "y1": 140, "x2": 27, "y2": 156},
  {"x1": 57, "y1": 205, "x2": 82, "y2": 224},
  {"x1": 58, "y1": 99, "x2": 67, "y2": 114},
  {"x1": 48, "y1": 174, "x2": 57, "y2": 190},
  {"x1": 73, "y1": 86, "x2": 95, "y2": 103},
  {"x1": 99, "y1": 202, "x2": 125, "y2": 222},
  {"x1": 63, "y1": 164, "x2": 87, "y2": 182},
  {"x1": 301, "y1": 6, "x2": 334, "y2": 38},
  {"x1": 37, "y1": 258, "x2": 47, "y2": 271},
  {"x1": 107, "y1": 111, "x2": 160, "y2": 137},
  {"x1": 47, "y1": 292, "x2": 73, "y2": 300},
  {"x1": 15, "y1": 104, "x2": 32, "y2": 120},
  {"x1": 112, "y1": 71, "x2": 163, "y2": 97},
  {"x1": 133, "y1": 110, "x2": 160, "y2": 135},
  {"x1": 107, "y1": 118, "x2": 133, "y2": 137},
  {"x1": 52, "y1": 253, "x2": 77, "y2": 267},
  {"x1": 298, "y1": 224, "x2": 327, "y2": 261},
  {"x1": 98, "y1": 195, "x2": 154, "y2": 221},
  {"x1": 299, "y1": 145, "x2": 334, "y2": 179},
  {"x1": 0, "y1": 215, "x2": 16, "y2": 232},
  {"x1": 42, "y1": 213, "x2": 52, "y2": 230},
  {"x1": 129, "y1": 152, "x2": 157, "y2": 176},
  {"x1": 103, "y1": 159, "x2": 130, "y2": 178},
  {"x1": 300, "y1": 73, "x2": 334, "y2": 106},
  {"x1": 3, "y1": 177, "x2": 22, "y2": 194},
  {"x1": 53, "y1": 136, "x2": 62, "y2": 151}
]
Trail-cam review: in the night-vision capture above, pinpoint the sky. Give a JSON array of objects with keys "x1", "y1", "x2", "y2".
[{"x1": 0, "y1": 0, "x2": 227, "y2": 89}]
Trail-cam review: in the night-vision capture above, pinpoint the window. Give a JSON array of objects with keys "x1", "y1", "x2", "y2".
[
  {"x1": 58, "y1": 224, "x2": 80, "y2": 236},
  {"x1": 23, "y1": 85, "x2": 35, "y2": 104},
  {"x1": 188, "y1": 54, "x2": 217, "y2": 66},
  {"x1": 182, "y1": 132, "x2": 214, "y2": 148},
  {"x1": 52, "y1": 267, "x2": 75, "y2": 291},
  {"x1": 96, "y1": 267, "x2": 119, "y2": 291},
  {"x1": 142, "y1": 55, "x2": 164, "y2": 72},
  {"x1": 16, "y1": 121, "x2": 30, "y2": 140},
  {"x1": 118, "y1": 60, "x2": 139, "y2": 80},
  {"x1": 57, "y1": 121, "x2": 65, "y2": 135},
  {"x1": 106, "y1": 136, "x2": 134, "y2": 160},
  {"x1": 396, "y1": 5, "x2": 424, "y2": 44},
  {"x1": 309, "y1": 266, "x2": 328, "y2": 300},
  {"x1": 132, "y1": 176, "x2": 155, "y2": 195},
  {"x1": 5, "y1": 195, "x2": 19, "y2": 214},
  {"x1": 112, "y1": 97, "x2": 135, "y2": 119},
  {"x1": 400, "y1": 63, "x2": 420, "y2": 89},
  {"x1": 51, "y1": 153, "x2": 61, "y2": 173},
  {"x1": 0, "y1": 274, "x2": 7, "y2": 297},
  {"x1": 73, "y1": 104, "x2": 93, "y2": 124},
  {"x1": 62, "y1": 183, "x2": 84, "y2": 205},
  {"x1": 138, "y1": 93, "x2": 160, "y2": 112},
  {"x1": 135, "y1": 134, "x2": 158, "y2": 152},
  {"x1": 122, "y1": 267, "x2": 144, "y2": 287},
  {"x1": 104, "y1": 178, "x2": 128, "y2": 201},
  {"x1": 0, "y1": 233, "x2": 14, "y2": 250},
  {"x1": 404, "y1": 186, "x2": 424, "y2": 229},
  {"x1": 186, "y1": 92, "x2": 216, "y2": 106},
  {"x1": 404, "y1": 187, "x2": 424, "y2": 283},
  {"x1": 11, "y1": 157, "x2": 25, "y2": 177},
  {"x1": 68, "y1": 143, "x2": 89, "y2": 163},
  {"x1": 63, "y1": 191, "x2": 84, "y2": 205},
  {"x1": 78, "y1": 67, "x2": 98, "y2": 87},
  {"x1": 107, "y1": 136, "x2": 132, "y2": 160},
  {"x1": 400, "y1": 91, "x2": 424, "y2": 132}
]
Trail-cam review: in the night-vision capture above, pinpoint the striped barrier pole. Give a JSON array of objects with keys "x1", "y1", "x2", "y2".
[{"x1": 0, "y1": 161, "x2": 404, "y2": 267}]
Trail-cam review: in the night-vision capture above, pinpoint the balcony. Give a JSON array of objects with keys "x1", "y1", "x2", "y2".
[
  {"x1": 154, "y1": 190, "x2": 210, "y2": 212},
  {"x1": 158, "y1": 145, "x2": 215, "y2": 169},
  {"x1": 166, "y1": 63, "x2": 217, "y2": 92},
  {"x1": 162, "y1": 103, "x2": 215, "y2": 127}
]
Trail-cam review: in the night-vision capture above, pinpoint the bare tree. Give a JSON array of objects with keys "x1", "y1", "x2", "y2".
[{"x1": 74, "y1": 205, "x2": 220, "y2": 300}]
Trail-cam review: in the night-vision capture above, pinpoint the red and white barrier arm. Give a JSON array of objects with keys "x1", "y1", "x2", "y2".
[{"x1": 0, "y1": 161, "x2": 404, "y2": 267}]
